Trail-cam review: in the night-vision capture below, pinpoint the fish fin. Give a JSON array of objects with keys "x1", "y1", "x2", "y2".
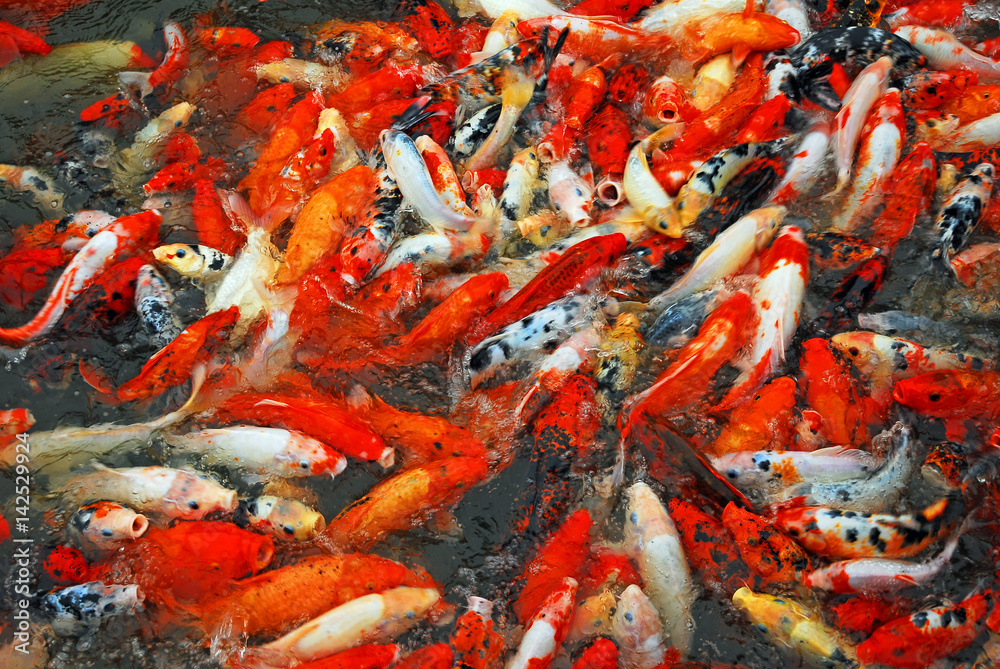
[
  {"x1": 732, "y1": 44, "x2": 753, "y2": 68},
  {"x1": 943, "y1": 419, "x2": 968, "y2": 443},
  {"x1": 810, "y1": 445, "x2": 882, "y2": 467},
  {"x1": 893, "y1": 574, "x2": 919, "y2": 586},
  {"x1": 220, "y1": 189, "x2": 268, "y2": 232},
  {"x1": 805, "y1": 79, "x2": 842, "y2": 112},
  {"x1": 118, "y1": 71, "x2": 153, "y2": 99},
  {"x1": 921, "y1": 497, "x2": 949, "y2": 521},
  {"x1": 744, "y1": 0, "x2": 756, "y2": 17}
]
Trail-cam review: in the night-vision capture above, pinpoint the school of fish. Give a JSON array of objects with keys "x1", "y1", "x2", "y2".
[{"x1": 2, "y1": 0, "x2": 1000, "y2": 666}]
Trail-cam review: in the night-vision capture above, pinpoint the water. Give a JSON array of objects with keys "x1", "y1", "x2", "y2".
[{"x1": 1, "y1": 0, "x2": 1000, "y2": 667}]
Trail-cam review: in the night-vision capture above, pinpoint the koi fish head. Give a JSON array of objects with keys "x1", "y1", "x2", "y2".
[
  {"x1": 892, "y1": 370, "x2": 991, "y2": 417},
  {"x1": 712, "y1": 452, "x2": 768, "y2": 490},
  {"x1": 153, "y1": 243, "x2": 213, "y2": 277},
  {"x1": 643, "y1": 75, "x2": 699, "y2": 127},
  {"x1": 236, "y1": 496, "x2": 326, "y2": 542},
  {"x1": 611, "y1": 584, "x2": 664, "y2": 648},
  {"x1": 280, "y1": 432, "x2": 348, "y2": 479}
]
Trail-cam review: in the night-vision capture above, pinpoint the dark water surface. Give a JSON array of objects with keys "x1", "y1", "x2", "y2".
[{"x1": 1, "y1": 0, "x2": 1000, "y2": 668}]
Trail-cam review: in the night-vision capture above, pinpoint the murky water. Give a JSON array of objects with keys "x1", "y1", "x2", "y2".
[{"x1": 2, "y1": 0, "x2": 1000, "y2": 667}]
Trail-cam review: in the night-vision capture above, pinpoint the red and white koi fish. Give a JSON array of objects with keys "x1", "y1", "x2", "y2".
[
  {"x1": 830, "y1": 56, "x2": 892, "y2": 195},
  {"x1": 716, "y1": 226, "x2": 808, "y2": 410},
  {"x1": 768, "y1": 120, "x2": 831, "y2": 205},
  {"x1": 506, "y1": 577, "x2": 578, "y2": 669},
  {"x1": 832, "y1": 88, "x2": 905, "y2": 231},
  {"x1": 119, "y1": 21, "x2": 189, "y2": 100},
  {"x1": 0, "y1": 210, "x2": 160, "y2": 347},
  {"x1": 894, "y1": 25, "x2": 1000, "y2": 82},
  {"x1": 803, "y1": 530, "x2": 961, "y2": 594}
]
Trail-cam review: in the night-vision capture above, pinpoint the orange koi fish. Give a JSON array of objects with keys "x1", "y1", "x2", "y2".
[
  {"x1": 0, "y1": 210, "x2": 160, "y2": 347},
  {"x1": 517, "y1": 15, "x2": 672, "y2": 62},
  {"x1": 196, "y1": 554, "x2": 443, "y2": 638},
  {"x1": 798, "y1": 338, "x2": 872, "y2": 447},
  {"x1": 349, "y1": 388, "x2": 487, "y2": 467},
  {"x1": 323, "y1": 455, "x2": 489, "y2": 550},
  {"x1": 624, "y1": 290, "x2": 755, "y2": 423},
  {"x1": 89, "y1": 521, "x2": 273, "y2": 614},
  {"x1": 679, "y1": 11, "x2": 799, "y2": 65},
  {"x1": 93, "y1": 306, "x2": 238, "y2": 403},
  {"x1": 722, "y1": 502, "x2": 810, "y2": 587},
  {"x1": 450, "y1": 597, "x2": 505, "y2": 669},
  {"x1": 194, "y1": 25, "x2": 260, "y2": 59},
  {"x1": 892, "y1": 370, "x2": 1000, "y2": 421},
  {"x1": 235, "y1": 82, "x2": 298, "y2": 136},
  {"x1": 571, "y1": 637, "x2": 619, "y2": 669},
  {"x1": 709, "y1": 376, "x2": 798, "y2": 456},
  {"x1": 381, "y1": 272, "x2": 508, "y2": 366}
]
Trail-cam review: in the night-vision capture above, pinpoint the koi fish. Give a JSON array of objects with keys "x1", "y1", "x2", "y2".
[
  {"x1": 803, "y1": 531, "x2": 961, "y2": 594},
  {"x1": 611, "y1": 584, "x2": 668, "y2": 669},
  {"x1": 451, "y1": 597, "x2": 505, "y2": 669},
  {"x1": 66, "y1": 501, "x2": 149, "y2": 556},
  {"x1": 932, "y1": 163, "x2": 995, "y2": 265},
  {"x1": 162, "y1": 426, "x2": 346, "y2": 479},
  {"x1": 623, "y1": 142, "x2": 682, "y2": 236},
  {"x1": 259, "y1": 587, "x2": 441, "y2": 666},
  {"x1": 857, "y1": 589, "x2": 991, "y2": 668},
  {"x1": 733, "y1": 587, "x2": 859, "y2": 669},
  {"x1": 775, "y1": 501, "x2": 953, "y2": 560},
  {"x1": 624, "y1": 481, "x2": 696, "y2": 655},
  {"x1": 894, "y1": 25, "x2": 1000, "y2": 82},
  {"x1": 235, "y1": 496, "x2": 326, "y2": 542},
  {"x1": 506, "y1": 577, "x2": 578, "y2": 669},
  {"x1": 714, "y1": 447, "x2": 882, "y2": 501},
  {"x1": 0, "y1": 210, "x2": 161, "y2": 347},
  {"x1": 60, "y1": 465, "x2": 238, "y2": 522},
  {"x1": 42, "y1": 582, "x2": 143, "y2": 637},
  {"x1": 668, "y1": 498, "x2": 753, "y2": 595},
  {"x1": 722, "y1": 502, "x2": 811, "y2": 587},
  {"x1": 709, "y1": 376, "x2": 799, "y2": 456},
  {"x1": 892, "y1": 369, "x2": 1000, "y2": 421}
]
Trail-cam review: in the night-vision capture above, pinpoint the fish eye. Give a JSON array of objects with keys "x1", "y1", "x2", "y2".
[
  {"x1": 175, "y1": 248, "x2": 186, "y2": 258},
  {"x1": 757, "y1": 623, "x2": 768, "y2": 632},
  {"x1": 282, "y1": 525, "x2": 295, "y2": 535},
  {"x1": 849, "y1": 347, "x2": 859, "y2": 356},
  {"x1": 624, "y1": 611, "x2": 634, "y2": 622},
  {"x1": 188, "y1": 501, "x2": 199, "y2": 509},
  {"x1": 928, "y1": 392, "x2": 941, "y2": 402},
  {"x1": 727, "y1": 470, "x2": 739, "y2": 479},
  {"x1": 300, "y1": 461, "x2": 311, "y2": 469}
]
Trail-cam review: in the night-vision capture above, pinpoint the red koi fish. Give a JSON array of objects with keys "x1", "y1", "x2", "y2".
[
  {"x1": 569, "y1": 0, "x2": 653, "y2": 21},
  {"x1": 407, "y1": 1, "x2": 454, "y2": 60},
  {"x1": 893, "y1": 370, "x2": 1000, "y2": 421},
  {"x1": 857, "y1": 590, "x2": 991, "y2": 668},
  {"x1": 143, "y1": 155, "x2": 228, "y2": 195},
  {"x1": 715, "y1": 226, "x2": 809, "y2": 411},
  {"x1": 609, "y1": 63, "x2": 650, "y2": 104},
  {"x1": 323, "y1": 455, "x2": 489, "y2": 550},
  {"x1": 87, "y1": 305, "x2": 238, "y2": 403},
  {"x1": 0, "y1": 210, "x2": 160, "y2": 347},
  {"x1": 571, "y1": 637, "x2": 619, "y2": 668},
  {"x1": 0, "y1": 246, "x2": 67, "y2": 310},
  {"x1": 465, "y1": 233, "x2": 628, "y2": 347},
  {"x1": 518, "y1": 16, "x2": 672, "y2": 62},
  {"x1": 235, "y1": 82, "x2": 297, "y2": 136},
  {"x1": 735, "y1": 94, "x2": 792, "y2": 143},
  {"x1": 668, "y1": 53, "x2": 764, "y2": 160},
  {"x1": 381, "y1": 272, "x2": 508, "y2": 366},
  {"x1": 330, "y1": 61, "x2": 424, "y2": 116},
  {"x1": 829, "y1": 595, "x2": 915, "y2": 635},
  {"x1": 0, "y1": 408, "x2": 34, "y2": 450},
  {"x1": 799, "y1": 338, "x2": 872, "y2": 447},
  {"x1": 669, "y1": 499, "x2": 755, "y2": 595},
  {"x1": 623, "y1": 290, "x2": 755, "y2": 423},
  {"x1": 192, "y1": 179, "x2": 246, "y2": 256},
  {"x1": 868, "y1": 142, "x2": 937, "y2": 253},
  {"x1": 42, "y1": 545, "x2": 89, "y2": 586},
  {"x1": 393, "y1": 644, "x2": 452, "y2": 669},
  {"x1": 57, "y1": 256, "x2": 146, "y2": 336},
  {"x1": 514, "y1": 508, "x2": 593, "y2": 624},
  {"x1": 0, "y1": 19, "x2": 49, "y2": 67},
  {"x1": 215, "y1": 391, "x2": 391, "y2": 465},
  {"x1": 582, "y1": 546, "x2": 641, "y2": 591},
  {"x1": 194, "y1": 25, "x2": 260, "y2": 59},
  {"x1": 722, "y1": 502, "x2": 810, "y2": 588},
  {"x1": 450, "y1": 597, "x2": 505, "y2": 669},
  {"x1": 643, "y1": 74, "x2": 701, "y2": 126},
  {"x1": 120, "y1": 21, "x2": 188, "y2": 101},
  {"x1": 587, "y1": 103, "x2": 632, "y2": 197},
  {"x1": 939, "y1": 84, "x2": 1000, "y2": 124},
  {"x1": 90, "y1": 521, "x2": 273, "y2": 612}
]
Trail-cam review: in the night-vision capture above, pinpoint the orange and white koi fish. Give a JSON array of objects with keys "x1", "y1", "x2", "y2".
[
  {"x1": 829, "y1": 56, "x2": 892, "y2": 195},
  {"x1": 506, "y1": 577, "x2": 578, "y2": 669},
  {"x1": 894, "y1": 25, "x2": 1000, "y2": 82},
  {"x1": 0, "y1": 210, "x2": 160, "y2": 347}
]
